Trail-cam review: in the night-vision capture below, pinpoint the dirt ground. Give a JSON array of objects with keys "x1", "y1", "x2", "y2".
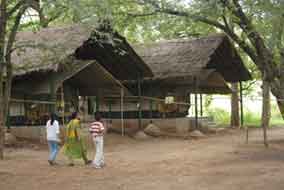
[{"x1": 1, "y1": 127, "x2": 284, "y2": 190}]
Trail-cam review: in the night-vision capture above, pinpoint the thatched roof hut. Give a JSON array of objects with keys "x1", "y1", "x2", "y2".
[
  {"x1": 132, "y1": 34, "x2": 251, "y2": 95},
  {"x1": 12, "y1": 24, "x2": 153, "y2": 96}
]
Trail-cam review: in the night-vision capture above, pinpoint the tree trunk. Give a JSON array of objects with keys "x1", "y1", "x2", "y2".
[
  {"x1": 230, "y1": 83, "x2": 240, "y2": 128},
  {"x1": 276, "y1": 100, "x2": 284, "y2": 119},
  {"x1": 271, "y1": 59, "x2": 284, "y2": 119},
  {"x1": 261, "y1": 77, "x2": 271, "y2": 148},
  {"x1": 0, "y1": 97, "x2": 4, "y2": 159},
  {"x1": 0, "y1": 0, "x2": 7, "y2": 160},
  {"x1": 271, "y1": 84, "x2": 284, "y2": 119}
]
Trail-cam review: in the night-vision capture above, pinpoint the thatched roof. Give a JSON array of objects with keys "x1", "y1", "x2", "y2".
[
  {"x1": 134, "y1": 34, "x2": 251, "y2": 83},
  {"x1": 13, "y1": 24, "x2": 152, "y2": 79},
  {"x1": 13, "y1": 25, "x2": 91, "y2": 76}
]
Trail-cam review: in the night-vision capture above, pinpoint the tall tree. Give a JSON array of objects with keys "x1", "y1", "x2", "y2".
[{"x1": 0, "y1": 0, "x2": 44, "y2": 159}]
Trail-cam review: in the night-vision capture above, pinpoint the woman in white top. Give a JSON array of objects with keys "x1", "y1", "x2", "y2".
[{"x1": 46, "y1": 113, "x2": 60, "y2": 165}]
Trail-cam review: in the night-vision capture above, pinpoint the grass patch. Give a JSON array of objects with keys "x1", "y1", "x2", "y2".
[{"x1": 206, "y1": 107, "x2": 284, "y2": 127}]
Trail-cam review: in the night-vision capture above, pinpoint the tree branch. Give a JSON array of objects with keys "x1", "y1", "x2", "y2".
[
  {"x1": 229, "y1": 0, "x2": 277, "y2": 80},
  {"x1": 136, "y1": 0, "x2": 260, "y2": 66},
  {"x1": 127, "y1": 12, "x2": 157, "y2": 18},
  {"x1": 6, "y1": 7, "x2": 27, "y2": 62},
  {"x1": 7, "y1": 0, "x2": 39, "y2": 17},
  {"x1": 276, "y1": 13, "x2": 284, "y2": 56},
  {"x1": 7, "y1": 0, "x2": 25, "y2": 18}
]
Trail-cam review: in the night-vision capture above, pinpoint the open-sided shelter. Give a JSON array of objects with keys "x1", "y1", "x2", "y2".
[{"x1": 103, "y1": 34, "x2": 251, "y2": 121}]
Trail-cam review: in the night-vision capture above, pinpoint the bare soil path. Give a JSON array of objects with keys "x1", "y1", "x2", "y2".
[{"x1": 1, "y1": 127, "x2": 284, "y2": 190}]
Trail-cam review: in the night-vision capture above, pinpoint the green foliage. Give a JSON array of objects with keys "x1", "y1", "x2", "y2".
[
  {"x1": 206, "y1": 108, "x2": 230, "y2": 125},
  {"x1": 206, "y1": 103, "x2": 284, "y2": 126},
  {"x1": 204, "y1": 95, "x2": 213, "y2": 110},
  {"x1": 38, "y1": 0, "x2": 216, "y2": 43}
]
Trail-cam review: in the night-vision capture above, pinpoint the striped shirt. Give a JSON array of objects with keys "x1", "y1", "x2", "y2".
[{"x1": 89, "y1": 121, "x2": 105, "y2": 137}]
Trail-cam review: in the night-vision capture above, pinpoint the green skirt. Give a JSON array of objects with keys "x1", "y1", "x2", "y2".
[{"x1": 63, "y1": 138, "x2": 86, "y2": 159}]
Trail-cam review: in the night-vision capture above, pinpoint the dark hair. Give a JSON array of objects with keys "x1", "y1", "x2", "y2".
[
  {"x1": 71, "y1": 112, "x2": 78, "y2": 120},
  {"x1": 50, "y1": 113, "x2": 56, "y2": 125},
  {"x1": 95, "y1": 112, "x2": 101, "y2": 121}
]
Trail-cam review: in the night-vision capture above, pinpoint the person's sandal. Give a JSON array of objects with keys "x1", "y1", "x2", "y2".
[
  {"x1": 85, "y1": 160, "x2": 92, "y2": 165},
  {"x1": 48, "y1": 160, "x2": 54, "y2": 166},
  {"x1": 68, "y1": 163, "x2": 75, "y2": 167}
]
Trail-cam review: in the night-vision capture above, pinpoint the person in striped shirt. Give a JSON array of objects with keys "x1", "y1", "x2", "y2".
[{"x1": 89, "y1": 112, "x2": 105, "y2": 168}]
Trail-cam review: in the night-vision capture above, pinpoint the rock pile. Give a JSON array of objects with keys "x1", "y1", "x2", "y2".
[{"x1": 144, "y1": 123, "x2": 161, "y2": 137}]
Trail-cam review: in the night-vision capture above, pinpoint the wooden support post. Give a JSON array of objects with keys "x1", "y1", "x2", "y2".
[
  {"x1": 107, "y1": 100, "x2": 112, "y2": 131},
  {"x1": 194, "y1": 77, "x2": 198, "y2": 129},
  {"x1": 239, "y1": 81, "x2": 248, "y2": 143},
  {"x1": 96, "y1": 96, "x2": 100, "y2": 112},
  {"x1": 121, "y1": 88, "x2": 124, "y2": 136},
  {"x1": 49, "y1": 80, "x2": 56, "y2": 113},
  {"x1": 108, "y1": 101, "x2": 112, "y2": 120},
  {"x1": 150, "y1": 99, "x2": 153, "y2": 123},
  {"x1": 149, "y1": 85, "x2": 153, "y2": 123},
  {"x1": 6, "y1": 107, "x2": 10, "y2": 131},
  {"x1": 239, "y1": 82, "x2": 244, "y2": 127},
  {"x1": 186, "y1": 92, "x2": 191, "y2": 116},
  {"x1": 23, "y1": 95, "x2": 27, "y2": 118},
  {"x1": 138, "y1": 76, "x2": 142, "y2": 130},
  {"x1": 61, "y1": 84, "x2": 65, "y2": 126},
  {"x1": 91, "y1": 96, "x2": 95, "y2": 116},
  {"x1": 200, "y1": 94, "x2": 203, "y2": 117}
]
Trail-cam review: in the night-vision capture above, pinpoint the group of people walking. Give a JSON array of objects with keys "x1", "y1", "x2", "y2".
[{"x1": 45, "y1": 112, "x2": 105, "y2": 169}]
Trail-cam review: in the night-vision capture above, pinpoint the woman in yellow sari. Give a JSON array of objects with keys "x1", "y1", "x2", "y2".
[{"x1": 63, "y1": 112, "x2": 90, "y2": 166}]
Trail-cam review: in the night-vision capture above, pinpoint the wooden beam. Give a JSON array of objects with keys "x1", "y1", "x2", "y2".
[
  {"x1": 10, "y1": 98, "x2": 56, "y2": 104},
  {"x1": 105, "y1": 96, "x2": 191, "y2": 106}
]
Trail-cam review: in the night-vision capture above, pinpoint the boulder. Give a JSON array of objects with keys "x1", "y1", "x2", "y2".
[
  {"x1": 215, "y1": 128, "x2": 227, "y2": 134},
  {"x1": 4, "y1": 132, "x2": 17, "y2": 145},
  {"x1": 31, "y1": 144, "x2": 40, "y2": 150},
  {"x1": 189, "y1": 130, "x2": 206, "y2": 138},
  {"x1": 133, "y1": 131, "x2": 150, "y2": 140},
  {"x1": 144, "y1": 123, "x2": 161, "y2": 137}
]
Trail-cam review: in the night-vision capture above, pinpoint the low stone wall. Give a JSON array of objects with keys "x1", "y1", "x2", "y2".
[
  {"x1": 10, "y1": 125, "x2": 94, "y2": 147},
  {"x1": 10, "y1": 117, "x2": 206, "y2": 143},
  {"x1": 10, "y1": 126, "x2": 45, "y2": 142},
  {"x1": 106, "y1": 117, "x2": 197, "y2": 134}
]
